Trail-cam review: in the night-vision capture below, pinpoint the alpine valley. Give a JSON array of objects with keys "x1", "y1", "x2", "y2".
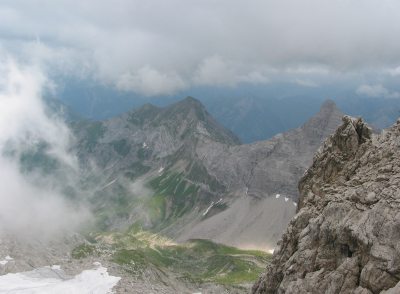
[
  {"x1": 1, "y1": 2, "x2": 399, "y2": 293},
  {"x1": 0, "y1": 96, "x2": 346, "y2": 293}
]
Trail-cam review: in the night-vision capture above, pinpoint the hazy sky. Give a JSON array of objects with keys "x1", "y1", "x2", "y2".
[{"x1": 0, "y1": 0, "x2": 399, "y2": 96}]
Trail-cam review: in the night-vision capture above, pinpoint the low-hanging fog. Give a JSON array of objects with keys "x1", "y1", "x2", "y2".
[{"x1": 0, "y1": 58, "x2": 90, "y2": 239}]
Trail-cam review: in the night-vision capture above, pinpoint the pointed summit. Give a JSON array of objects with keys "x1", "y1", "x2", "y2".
[
  {"x1": 320, "y1": 99, "x2": 337, "y2": 110},
  {"x1": 318, "y1": 99, "x2": 341, "y2": 117},
  {"x1": 180, "y1": 96, "x2": 203, "y2": 106},
  {"x1": 301, "y1": 99, "x2": 344, "y2": 142},
  {"x1": 158, "y1": 96, "x2": 240, "y2": 145},
  {"x1": 165, "y1": 96, "x2": 205, "y2": 115}
]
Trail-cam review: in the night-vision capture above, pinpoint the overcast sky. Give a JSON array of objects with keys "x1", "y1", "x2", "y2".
[{"x1": 0, "y1": 0, "x2": 399, "y2": 96}]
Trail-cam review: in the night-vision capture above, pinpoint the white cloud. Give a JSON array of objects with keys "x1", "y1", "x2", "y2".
[
  {"x1": 388, "y1": 66, "x2": 400, "y2": 76},
  {"x1": 294, "y1": 79, "x2": 319, "y2": 88},
  {"x1": 356, "y1": 84, "x2": 400, "y2": 99},
  {"x1": 193, "y1": 56, "x2": 270, "y2": 87},
  {"x1": 0, "y1": 58, "x2": 89, "y2": 238},
  {"x1": 116, "y1": 66, "x2": 186, "y2": 96},
  {"x1": 193, "y1": 56, "x2": 237, "y2": 87},
  {"x1": 1, "y1": 0, "x2": 400, "y2": 95},
  {"x1": 239, "y1": 71, "x2": 270, "y2": 85}
]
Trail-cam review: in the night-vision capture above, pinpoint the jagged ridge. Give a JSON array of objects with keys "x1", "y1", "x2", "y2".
[{"x1": 253, "y1": 117, "x2": 400, "y2": 293}]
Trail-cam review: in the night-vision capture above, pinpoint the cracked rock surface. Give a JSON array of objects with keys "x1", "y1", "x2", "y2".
[{"x1": 253, "y1": 116, "x2": 400, "y2": 294}]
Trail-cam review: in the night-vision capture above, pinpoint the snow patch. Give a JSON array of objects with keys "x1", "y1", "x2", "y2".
[
  {"x1": 51, "y1": 265, "x2": 61, "y2": 270},
  {"x1": 203, "y1": 202, "x2": 214, "y2": 216},
  {"x1": 293, "y1": 202, "x2": 298, "y2": 207},
  {"x1": 284, "y1": 197, "x2": 289, "y2": 202},
  {"x1": 268, "y1": 249, "x2": 275, "y2": 254},
  {"x1": 0, "y1": 256, "x2": 12, "y2": 266},
  {"x1": 158, "y1": 167, "x2": 164, "y2": 173},
  {"x1": 202, "y1": 198, "x2": 222, "y2": 216},
  {"x1": 0, "y1": 265, "x2": 120, "y2": 293},
  {"x1": 100, "y1": 179, "x2": 117, "y2": 190},
  {"x1": 142, "y1": 142, "x2": 148, "y2": 148},
  {"x1": 275, "y1": 194, "x2": 280, "y2": 199}
]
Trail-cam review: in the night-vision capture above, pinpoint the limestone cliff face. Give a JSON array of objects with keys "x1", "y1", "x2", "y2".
[{"x1": 253, "y1": 116, "x2": 400, "y2": 294}]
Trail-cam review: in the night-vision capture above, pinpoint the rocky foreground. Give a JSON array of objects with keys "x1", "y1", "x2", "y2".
[{"x1": 253, "y1": 116, "x2": 400, "y2": 293}]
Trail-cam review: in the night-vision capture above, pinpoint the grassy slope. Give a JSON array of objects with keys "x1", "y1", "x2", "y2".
[
  {"x1": 145, "y1": 171, "x2": 200, "y2": 225},
  {"x1": 73, "y1": 228, "x2": 271, "y2": 286}
]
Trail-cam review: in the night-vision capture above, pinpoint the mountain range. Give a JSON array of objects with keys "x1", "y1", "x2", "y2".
[
  {"x1": 57, "y1": 81, "x2": 400, "y2": 143},
  {"x1": 5, "y1": 95, "x2": 387, "y2": 293},
  {"x1": 72, "y1": 96, "x2": 343, "y2": 250}
]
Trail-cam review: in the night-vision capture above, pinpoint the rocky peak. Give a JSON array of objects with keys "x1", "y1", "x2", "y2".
[
  {"x1": 177, "y1": 96, "x2": 204, "y2": 108},
  {"x1": 158, "y1": 97, "x2": 240, "y2": 145},
  {"x1": 123, "y1": 97, "x2": 207, "y2": 128},
  {"x1": 300, "y1": 100, "x2": 344, "y2": 144},
  {"x1": 329, "y1": 116, "x2": 372, "y2": 151},
  {"x1": 320, "y1": 98, "x2": 337, "y2": 111},
  {"x1": 312, "y1": 99, "x2": 341, "y2": 118},
  {"x1": 161, "y1": 96, "x2": 206, "y2": 119},
  {"x1": 253, "y1": 117, "x2": 400, "y2": 294},
  {"x1": 298, "y1": 116, "x2": 372, "y2": 209}
]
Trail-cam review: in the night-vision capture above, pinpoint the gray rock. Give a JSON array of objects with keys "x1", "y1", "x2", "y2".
[{"x1": 252, "y1": 117, "x2": 400, "y2": 293}]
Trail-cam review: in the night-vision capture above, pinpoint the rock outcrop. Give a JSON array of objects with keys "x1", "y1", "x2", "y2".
[
  {"x1": 177, "y1": 100, "x2": 343, "y2": 249},
  {"x1": 253, "y1": 116, "x2": 400, "y2": 293}
]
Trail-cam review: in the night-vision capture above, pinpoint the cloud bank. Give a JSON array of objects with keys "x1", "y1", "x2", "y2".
[
  {"x1": 0, "y1": 58, "x2": 89, "y2": 238},
  {"x1": 356, "y1": 84, "x2": 400, "y2": 99},
  {"x1": 0, "y1": 0, "x2": 399, "y2": 95}
]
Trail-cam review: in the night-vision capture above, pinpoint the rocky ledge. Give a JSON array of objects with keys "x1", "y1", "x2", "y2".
[{"x1": 253, "y1": 116, "x2": 400, "y2": 294}]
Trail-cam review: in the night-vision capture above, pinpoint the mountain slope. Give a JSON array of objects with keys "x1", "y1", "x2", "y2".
[
  {"x1": 72, "y1": 96, "x2": 240, "y2": 230},
  {"x1": 175, "y1": 100, "x2": 343, "y2": 249},
  {"x1": 72, "y1": 97, "x2": 343, "y2": 250},
  {"x1": 253, "y1": 117, "x2": 400, "y2": 293}
]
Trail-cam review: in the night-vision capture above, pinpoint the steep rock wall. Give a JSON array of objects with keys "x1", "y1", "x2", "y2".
[{"x1": 253, "y1": 116, "x2": 400, "y2": 294}]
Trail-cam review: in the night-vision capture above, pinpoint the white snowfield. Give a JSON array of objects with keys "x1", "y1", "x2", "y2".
[{"x1": 0, "y1": 263, "x2": 120, "y2": 294}]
